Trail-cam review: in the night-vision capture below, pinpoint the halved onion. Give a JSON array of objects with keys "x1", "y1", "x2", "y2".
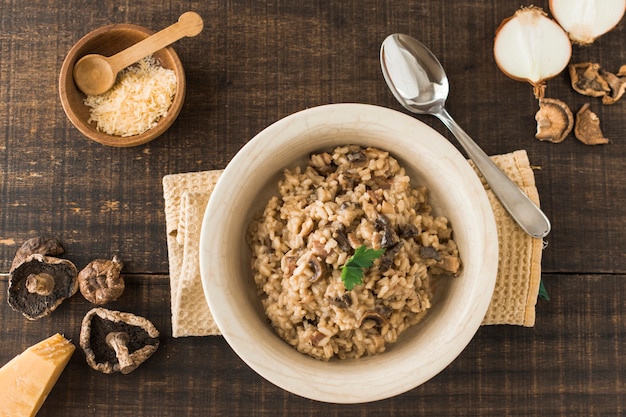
[
  {"x1": 494, "y1": 6, "x2": 572, "y2": 99},
  {"x1": 550, "y1": 0, "x2": 626, "y2": 45}
]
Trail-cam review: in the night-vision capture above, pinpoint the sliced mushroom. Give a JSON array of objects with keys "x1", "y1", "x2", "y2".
[
  {"x1": 357, "y1": 311, "x2": 388, "y2": 328},
  {"x1": 10, "y1": 236, "x2": 64, "y2": 271},
  {"x1": 375, "y1": 303, "x2": 393, "y2": 320},
  {"x1": 334, "y1": 226, "x2": 354, "y2": 254},
  {"x1": 379, "y1": 241, "x2": 403, "y2": 271},
  {"x1": 569, "y1": 63, "x2": 611, "y2": 97},
  {"x1": 574, "y1": 103, "x2": 609, "y2": 145},
  {"x1": 367, "y1": 189, "x2": 382, "y2": 205},
  {"x1": 346, "y1": 149, "x2": 367, "y2": 166},
  {"x1": 419, "y1": 246, "x2": 441, "y2": 261},
  {"x1": 374, "y1": 215, "x2": 397, "y2": 248},
  {"x1": 7, "y1": 254, "x2": 78, "y2": 320},
  {"x1": 535, "y1": 98, "x2": 574, "y2": 143},
  {"x1": 308, "y1": 256, "x2": 326, "y2": 283},
  {"x1": 372, "y1": 176, "x2": 393, "y2": 190},
  {"x1": 338, "y1": 173, "x2": 360, "y2": 190},
  {"x1": 329, "y1": 293, "x2": 353, "y2": 309},
  {"x1": 78, "y1": 255, "x2": 125, "y2": 305},
  {"x1": 80, "y1": 307, "x2": 159, "y2": 374},
  {"x1": 399, "y1": 223, "x2": 419, "y2": 240}
]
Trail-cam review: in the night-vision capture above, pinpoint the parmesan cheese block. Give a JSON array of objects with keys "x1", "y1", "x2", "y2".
[
  {"x1": 84, "y1": 55, "x2": 177, "y2": 137},
  {"x1": 0, "y1": 333, "x2": 75, "y2": 417}
]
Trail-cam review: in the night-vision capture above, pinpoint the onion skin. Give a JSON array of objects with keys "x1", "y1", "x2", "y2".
[
  {"x1": 494, "y1": 6, "x2": 572, "y2": 99},
  {"x1": 550, "y1": 0, "x2": 626, "y2": 45}
]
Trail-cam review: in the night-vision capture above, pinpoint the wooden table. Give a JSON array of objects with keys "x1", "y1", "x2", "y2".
[{"x1": 1, "y1": 1, "x2": 625, "y2": 415}]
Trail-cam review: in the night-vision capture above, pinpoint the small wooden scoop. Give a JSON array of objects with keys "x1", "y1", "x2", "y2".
[{"x1": 73, "y1": 11, "x2": 203, "y2": 96}]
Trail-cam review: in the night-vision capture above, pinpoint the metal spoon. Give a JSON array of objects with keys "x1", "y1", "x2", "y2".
[
  {"x1": 73, "y1": 11, "x2": 203, "y2": 96},
  {"x1": 380, "y1": 33, "x2": 551, "y2": 239}
]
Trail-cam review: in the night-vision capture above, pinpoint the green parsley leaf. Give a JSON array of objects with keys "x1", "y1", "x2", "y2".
[
  {"x1": 340, "y1": 245, "x2": 385, "y2": 291},
  {"x1": 341, "y1": 266, "x2": 363, "y2": 291},
  {"x1": 538, "y1": 279, "x2": 550, "y2": 301}
]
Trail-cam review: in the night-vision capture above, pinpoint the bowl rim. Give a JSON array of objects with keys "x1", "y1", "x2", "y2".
[
  {"x1": 58, "y1": 23, "x2": 186, "y2": 147},
  {"x1": 199, "y1": 103, "x2": 498, "y2": 403}
]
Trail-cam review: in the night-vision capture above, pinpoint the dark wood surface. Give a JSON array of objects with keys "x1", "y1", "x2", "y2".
[{"x1": 1, "y1": 1, "x2": 625, "y2": 415}]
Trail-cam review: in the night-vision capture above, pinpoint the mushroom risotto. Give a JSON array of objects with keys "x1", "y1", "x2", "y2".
[{"x1": 247, "y1": 145, "x2": 461, "y2": 360}]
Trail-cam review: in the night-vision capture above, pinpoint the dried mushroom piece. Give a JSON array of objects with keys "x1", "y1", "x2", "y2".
[
  {"x1": 569, "y1": 63, "x2": 611, "y2": 97},
  {"x1": 570, "y1": 62, "x2": 626, "y2": 105},
  {"x1": 80, "y1": 307, "x2": 159, "y2": 374},
  {"x1": 600, "y1": 70, "x2": 626, "y2": 105},
  {"x1": 78, "y1": 256, "x2": 125, "y2": 305},
  {"x1": 11, "y1": 236, "x2": 64, "y2": 271},
  {"x1": 575, "y1": 103, "x2": 609, "y2": 145},
  {"x1": 7, "y1": 254, "x2": 78, "y2": 320},
  {"x1": 534, "y1": 98, "x2": 574, "y2": 143}
]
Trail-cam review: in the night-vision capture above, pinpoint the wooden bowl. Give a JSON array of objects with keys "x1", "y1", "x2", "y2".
[
  {"x1": 59, "y1": 24, "x2": 185, "y2": 147},
  {"x1": 199, "y1": 103, "x2": 499, "y2": 403}
]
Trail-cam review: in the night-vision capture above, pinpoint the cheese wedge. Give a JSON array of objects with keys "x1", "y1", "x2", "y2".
[{"x1": 0, "y1": 333, "x2": 75, "y2": 417}]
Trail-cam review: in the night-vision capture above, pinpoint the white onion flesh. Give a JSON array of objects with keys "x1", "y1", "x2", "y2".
[
  {"x1": 494, "y1": 7, "x2": 572, "y2": 91},
  {"x1": 550, "y1": 0, "x2": 626, "y2": 45}
]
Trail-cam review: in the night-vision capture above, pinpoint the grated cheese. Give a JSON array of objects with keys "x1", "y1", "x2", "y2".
[{"x1": 84, "y1": 55, "x2": 177, "y2": 137}]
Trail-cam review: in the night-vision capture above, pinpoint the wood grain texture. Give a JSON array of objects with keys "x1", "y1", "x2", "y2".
[
  {"x1": 1, "y1": 0, "x2": 625, "y2": 415},
  {"x1": 0, "y1": 273, "x2": 624, "y2": 416},
  {"x1": 0, "y1": 0, "x2": 623, "y2": 274}
]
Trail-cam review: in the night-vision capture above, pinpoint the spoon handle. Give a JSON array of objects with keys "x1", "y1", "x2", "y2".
[
  {"x1": 436, "y1": 108, "x2": 551, "y2": 239},
  {"x1": 107, "y1": 11, "x2": 203, "y2": 74}
]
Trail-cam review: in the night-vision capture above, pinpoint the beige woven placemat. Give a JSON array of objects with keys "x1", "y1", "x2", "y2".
[{"x1": 163, "y1": 150, "x2": 544, "y2": 337}]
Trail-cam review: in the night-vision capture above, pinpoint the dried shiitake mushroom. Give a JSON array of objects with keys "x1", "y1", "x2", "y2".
[
  {"x1": 494, "y1": 6, "x2": 572, "y2": 100},
  {"x1": 495, "y1": 3, "x2": 624, "y2": 144},
  {"x1": 80, "y1": 307, "x2": 159, "y2": 374},
  {"x1": 535, "y1": 98, "x2": 574, "y2": 143},
  {"x1": 601, "y1": 70, "x2": 626, "y2": 105},
  {"x1": 7, "y1": 254, "x2": 78, "y2": 320},
  {"x1": 550, "y1": 0, "x2": 626, "y2": 45},
  {"x1": 78, "y1": 256, "x2": 125, "y2": 305},
  {"x1": 574, "y1": 103, "x2": 609, "y2": 145},
  {"x1": 569, "y1": 63, "x2": 611, "y2": 97},
  {"x1": 569, "y1": 62, "x2": 626, "y2": 105},
  {"x1": 10, "y1": 236, "x2": 64, "y2": 271}
]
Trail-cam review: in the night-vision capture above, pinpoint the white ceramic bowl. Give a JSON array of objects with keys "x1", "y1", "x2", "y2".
[{"x1": 199, "y1": 103, "x2": 498, "y2": 403}]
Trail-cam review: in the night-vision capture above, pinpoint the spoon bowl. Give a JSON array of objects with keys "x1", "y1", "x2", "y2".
[
  {"x1": 381, "y1": 34, "x2": 448, "y2": 113},
  {"x1": 380, "y1": 33, "x2": 551, "y2": 239},
  {"x1": 73, "y1": 54, "x2": 117, "y2": 96}
]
